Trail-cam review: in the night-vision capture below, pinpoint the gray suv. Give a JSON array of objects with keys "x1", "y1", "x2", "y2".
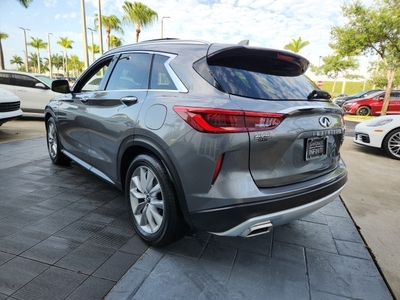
[{"x1": 45, "y1": 39, "x2": 347, "y2": 246}]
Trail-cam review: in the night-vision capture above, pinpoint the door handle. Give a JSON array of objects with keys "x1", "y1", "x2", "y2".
[{"x1": 121, "y1": 96, "x2": 138, "y2": 106}]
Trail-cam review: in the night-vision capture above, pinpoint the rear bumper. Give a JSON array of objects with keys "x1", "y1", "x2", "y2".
[{"x1": 189, "y1": 166, "x2": 348, "y2": 236}]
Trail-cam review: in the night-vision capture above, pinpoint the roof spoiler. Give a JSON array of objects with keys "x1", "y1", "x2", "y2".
[{"x1": 238, "y1": 40, "x2": 249, "y2": 46}]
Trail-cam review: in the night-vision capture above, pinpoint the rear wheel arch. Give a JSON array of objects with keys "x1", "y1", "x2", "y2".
[{"x1": 118, "y1": 137, "x2": 193, "y2": 227}]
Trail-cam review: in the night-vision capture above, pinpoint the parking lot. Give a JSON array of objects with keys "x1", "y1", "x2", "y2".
[{"x1": 0, "y1": 118, "x2": 398, "y2": 299}]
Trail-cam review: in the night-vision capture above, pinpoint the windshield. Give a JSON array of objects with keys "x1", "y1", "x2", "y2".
[
  {"x1": 350, "y1": 91, "x2": 366, "y2": 97},
  {"x1": 36, "y1": 75, "x2": 53, "y2": 86}
]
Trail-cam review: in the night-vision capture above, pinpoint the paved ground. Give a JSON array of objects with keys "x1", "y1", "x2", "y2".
[{"x1": 0, "y1": 119, "x2": 396, "y2": 299}]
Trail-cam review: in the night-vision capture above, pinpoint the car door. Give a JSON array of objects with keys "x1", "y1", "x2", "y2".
[
  {"x1": 11, "y1": 74, "x2": 53, "y2": 113},
  {"x1": 56, "y1": 55, "x2": 115, "y2": 166},
  {"x1": 84, "y1": 52, "x2": 152, "y2": 183}
]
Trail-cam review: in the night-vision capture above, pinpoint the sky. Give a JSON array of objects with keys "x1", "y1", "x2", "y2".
[{"x1": 0, "y1": 0, "x2": 374, "y2": 79}]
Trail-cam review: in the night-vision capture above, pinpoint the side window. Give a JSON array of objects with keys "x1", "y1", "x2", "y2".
[
  {"x1": 0, "y1": 73, "x2": 11, "y2": 85},
  {"x1": 150, "y1": 55, "x2": 176, "y2": 90},
  {"x1": 80, "y1": 57, "x2": 112, "y2": 92},
  {"x1": 389, "y1": 92, "x2": 400, "y2": 100},
  {"x1": 13, "y1": 74, "x2": 40, "y2": 88},
  {"x1": 106, "y1": 53, "x2": 151, "y2": 91}
]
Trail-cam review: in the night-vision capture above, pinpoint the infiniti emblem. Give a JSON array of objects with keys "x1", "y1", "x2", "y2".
[{"x1": 319, "y1": 117, "x2": 331, "y2": 128}]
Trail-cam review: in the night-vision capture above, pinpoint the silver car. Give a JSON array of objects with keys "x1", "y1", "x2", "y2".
[
  {"x1": 0, "y1": 70, "x2": 60, "y2": 115},
  {"x1": 45, "y1": 39, "x2": 348, "y2": 246}
]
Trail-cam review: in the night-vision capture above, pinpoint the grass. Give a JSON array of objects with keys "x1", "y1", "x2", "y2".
[
  {"x1": 317, "y1": 80, "x2": 373, "y2": 98},
  {"x1": 344, "y1": 115, "x2": 374, "y2": 122}
]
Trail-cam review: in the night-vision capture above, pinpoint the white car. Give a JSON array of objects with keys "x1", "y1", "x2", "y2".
[
  {"x1": 354, "y1": 115, "x2": 400, "y2": 159},
  {"x1": 0, "y1": 70, "x2": 61, "y2": 115},
  {"x1": 0, "y1": 88, "x2": 23, "y2": 126}
]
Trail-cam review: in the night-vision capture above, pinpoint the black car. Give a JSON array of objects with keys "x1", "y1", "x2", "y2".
[{"x1": 333, "y1": 89, "x2": 382, "y2": 106}]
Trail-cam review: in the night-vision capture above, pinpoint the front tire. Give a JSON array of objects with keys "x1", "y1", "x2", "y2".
[
  {"x1": 46, "y1": 117, "x2": 70, "y2": 165},
  {"x1": 383, "y1": 129, "x2": 400, "y2": 160},
  {"x1": 356, "y1": 106, "x2": 371, "y2": 116},
  {"x1": 125, "y1": 154, "x2": 188, "y2": 246}
]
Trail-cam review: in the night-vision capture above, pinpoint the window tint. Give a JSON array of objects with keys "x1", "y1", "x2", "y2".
[
  {"x1": 13, "y1": 74, "x2": 42, "y2": 88},
  {"x1": 208, "y1": 65, "x2": 316, "y2": 100},
  {"x1": 389, "y1": 92, "x2": 400, "y2": 100},
  {"x1": 150, "y1": 55, "x2": 176, "y2": 90},
  {"x1": 0, "y1": 73, "x2": 11, "y2": 85},
  {"x1": 106, "y1": 53, "x2": 151, "y2": 90}
]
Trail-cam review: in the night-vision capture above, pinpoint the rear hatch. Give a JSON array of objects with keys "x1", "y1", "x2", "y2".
[{"x1": 203, "y1": 45, "x2": 345, "y2": 187}]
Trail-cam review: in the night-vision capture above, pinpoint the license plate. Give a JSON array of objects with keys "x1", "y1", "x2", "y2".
[{"x1": 305, "y1": 137, "x2": 327, "y2": 160}]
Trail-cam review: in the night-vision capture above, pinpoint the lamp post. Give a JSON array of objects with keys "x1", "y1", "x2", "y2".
[
  {"x1": 97, "y1": 0, "x2": 103, "y2": 56},
  {"x1": 19, "y1": 27, "x2": 30, "y2": 72},
  {"x1": 87, "y1": 28, "x2": 95, "y2": 64},
  {"x1": 48, "y1": 33, "x2": 53, "y2": 78},
  {"x1": 161, "y1": 16, "x2": 170, "y2": 38},
  {"x1": 80, "y1": 0, "x2": 89, "y2": 69}
]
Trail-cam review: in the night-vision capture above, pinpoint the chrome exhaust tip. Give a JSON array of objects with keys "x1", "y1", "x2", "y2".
[{"x1": 242, "y1": 221, "x2": 273, "y2": 237}]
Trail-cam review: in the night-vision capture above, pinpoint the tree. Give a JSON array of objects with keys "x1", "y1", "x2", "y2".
[
  {"x1": 109, "y1": 35, "x2": 123, "y2": 48},
  {"x1": 27, "y1": 37, "x2": 47, "y2": 73},
  {"x1": 331, "y1": 0, "x2": 400, "y2": 115},
  {"x1": 122, "y1": 1, "x2": 158, "y2": 43},
  {"x1": 16, "y1": 0, "x2": 32, "y2": 8},
  {"x1": 51, "y1": 53, "x2": 64, "y2": 74},
  {"x1": 284, "y1": 37, "x2": 310, "y2": 53},
  {"x1": 88, "y1": 43, "x2": 100, "y2": 61},
  {"x1": 95, "y1": 14, "x2": 124, "y2": 50},
  {"x1": 0, "y1": 32, "x2": 8, "y2": 70},
  {"x1": 57, "y1": 37, "x2": 74, "y2": 76},
  {"x1": 67, "y1": 54, "x2": 84, "y2": 77},
  {"x1": 311, "y1": 54, "x2": 359, "y2": 94},
  {"x1": 10, "y1": 55, "x2": 24, "y2": 69},
  {"x1": 28, "y1": 52, "x2": 40, "y2": 72}
]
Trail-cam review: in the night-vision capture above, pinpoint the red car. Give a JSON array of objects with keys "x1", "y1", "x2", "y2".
[{"x1": 342, "y1": 90, "x2": 400, "y2": 116}]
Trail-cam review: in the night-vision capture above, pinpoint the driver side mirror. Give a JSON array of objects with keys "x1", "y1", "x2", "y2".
[{"x1": 52, "y1": 80, "x2": 71, "y2": 94}]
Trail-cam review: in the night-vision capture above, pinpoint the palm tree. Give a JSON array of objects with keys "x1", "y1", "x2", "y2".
[
  {"x1": 68, "y1": 54, "x2": 84, "y2": 77},
  {"x1": 88, "y1": 43, "x2": 100, "y2": 62},
  {"x1": 109, "y1": 35, "x2": 123, "y2": 48},
  {"x1": 28, "y1": 52, "x2": 39, "y2": 72},
  {"x1": 27, "y1": 37, "x2": 47, "y2": 73},
  {"x1": 16, "y1": 0, "x2": 32, "y2": 7},
  {"x1": 95, "y1": 14, "x2": 124, "y2": 50},
  {"x1": 10, "y1": 55, "x2": 24, "y2": 69},
  {"x1": 0, "y1": 32, "x2": 9, "y2": 70},
  {"x1": 284, "y1": 37, "x2": 310, "y2": 54},
  {"x1": 51, "y1": 53, "x2": 64, "y2": 74},
  {"x1": 57, "y1": 37, "x2": 74, "y2": 76},
  {"x1": 122, "y1": 1, "x2": 158, "y2": 43}
]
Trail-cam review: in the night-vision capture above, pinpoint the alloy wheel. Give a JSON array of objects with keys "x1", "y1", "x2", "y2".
[
  {"x1": 47, "y1": 121, "x2": 57, "y2": 160},
  {"x1": 387, "y1": 131, "x2": 400, "y2": 159},
  {"x1": 129, "y1": 166, "x2": 165, "y2": 234}
]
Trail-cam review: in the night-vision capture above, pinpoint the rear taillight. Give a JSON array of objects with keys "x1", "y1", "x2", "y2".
[{"x1": 173, "y1": 106, "x2": 285, "y2": 133}]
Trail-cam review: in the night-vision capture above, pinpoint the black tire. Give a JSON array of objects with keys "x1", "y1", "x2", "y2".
[
  {"x1": 46, "y1": 117, "x2": 70, "y2": 165},
  {"x1": 356, "y1": 106, "x2": 371, "y2": 116},
  {"x1": 383, "y1": 128, "x2": 400, "y2": 160},
  {"x1": 125, "y1": 154, "x2": 189, "y2": 246}
]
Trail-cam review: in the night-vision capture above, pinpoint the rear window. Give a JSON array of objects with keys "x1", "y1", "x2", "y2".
[
  {"x1": 194, "y1": 47, "x2": 319, "y2": 100},
  {"x1": 209, "y1": 65, "x2": 316, "y2": 100}
]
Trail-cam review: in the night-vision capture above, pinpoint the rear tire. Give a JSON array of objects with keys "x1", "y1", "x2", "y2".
[
  {"x1": 46, "y1": 117, "x2": 70, "y2": 165},
  {"x1": 356, "y1": 106, "x2": 371, "y2": 116},
  {"x1": 125, "y1": 154, "x2": 189, "y2": 246},
  {"x1": 383, "y1": 129, "x2": 400, "y2": 160}
]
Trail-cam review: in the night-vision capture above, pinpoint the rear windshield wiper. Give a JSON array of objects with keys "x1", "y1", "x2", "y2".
[{"x1": 307, "y1": 90, "x2": 331, "y2": 100}]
